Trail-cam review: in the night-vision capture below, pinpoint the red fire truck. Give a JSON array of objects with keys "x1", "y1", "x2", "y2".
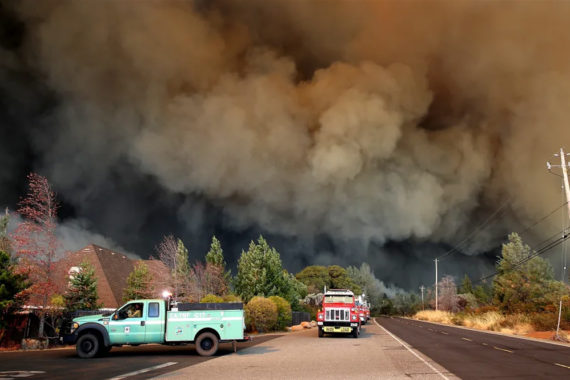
[
  {"x1": 316, "y1": 289, "x2": 361, "y2": 338},
  {"x1": 356, "y1": 295, "x2": 370, "y2": 325}
]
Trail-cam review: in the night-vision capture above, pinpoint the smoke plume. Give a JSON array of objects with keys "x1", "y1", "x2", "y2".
[{"x1": 2, "y1": 0, "x2": 570, "y2": 288}]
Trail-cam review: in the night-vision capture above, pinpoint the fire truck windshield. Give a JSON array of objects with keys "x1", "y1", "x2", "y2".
[{"x1": 324, "y1": 295, "x2": 354, "y2": 304}]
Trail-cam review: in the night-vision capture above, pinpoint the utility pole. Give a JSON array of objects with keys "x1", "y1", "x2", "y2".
[
  {"x1": 420, "y1": 285, "x2": 425, "y2": 310},
  {"x1": 434, "y1": 258, "x2": 439, "y2": 311},
  {"x1": 546, "y1": 148, "x2": 570, "y2": 340}
]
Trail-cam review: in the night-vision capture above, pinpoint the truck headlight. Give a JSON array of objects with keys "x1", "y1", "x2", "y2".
[
  {"x1": 70, "y1": 322, "x2": 79, "y2": 333},
  {"x1": 351, "y1": 315, "x2": 357, "y2": 321}
]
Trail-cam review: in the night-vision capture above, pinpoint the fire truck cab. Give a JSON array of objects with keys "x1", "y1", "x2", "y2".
[{"x1": 316, "y1": 289, "x2": 360, "y2": 338}]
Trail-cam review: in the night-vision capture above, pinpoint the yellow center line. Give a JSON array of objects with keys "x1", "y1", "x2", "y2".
[
  {"x1": 493, "y1": 346, "x2": 513, "y2": 353},
  {"x1": 461, "y1": 337, "x2": 472, "y2": 342},
  {"x1": 554, "y1": 363, "x2": 570, "y2": 369}
]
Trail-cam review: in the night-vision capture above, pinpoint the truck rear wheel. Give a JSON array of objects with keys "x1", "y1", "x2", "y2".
[
  {"x1": 195, "y1": 332, "x2": 219, "y2": 356},
  {"x1": 77, "y1": 333, "x2": 100, "y2": 358},
  {"x1": 318, "y1": 326, "x2": 324, "y2": 337}
]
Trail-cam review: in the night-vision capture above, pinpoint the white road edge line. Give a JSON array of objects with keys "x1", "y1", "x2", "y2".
[
  {"x1": 107, "y1": 362, "x2": 177, "y2": 380},
  {"x1": 554, "y1": 362, "x2": 570, "y2": 369},
  {"x1": 493, "y1": 346, "x2": 513, "y2": 353},
  {"x1": 374, "y1": 318, "x2": 449, "y2": 380},
  {"x1": 461, "y1": 338, "x2": 472, "y2": 342}
]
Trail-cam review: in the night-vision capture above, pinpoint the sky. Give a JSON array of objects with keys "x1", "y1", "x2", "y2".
[{"x1": 1, "y1": 0, "x2": 570, "y2": 290}]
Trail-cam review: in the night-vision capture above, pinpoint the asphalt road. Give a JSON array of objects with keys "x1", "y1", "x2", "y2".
[
  {"x1": 378, "y1": 316, "x2": 570, "y2": 379},
  {"x1": 0, "y1": 335, "x2": 278, "y2": 380}
]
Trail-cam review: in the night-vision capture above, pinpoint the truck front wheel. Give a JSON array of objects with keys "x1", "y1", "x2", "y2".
[
  {"x1": 352, "y1": 327, "x2": 358, "y2": 338},
  {"x1": 77, "y1": 333, "x2": 100, "y2": 358},
  {"x1": 195, "y1": 332, "x2": 219, "y2": 356},
  {"x1": 318, "y1": 326, "x2": 323, "y2": 338}
]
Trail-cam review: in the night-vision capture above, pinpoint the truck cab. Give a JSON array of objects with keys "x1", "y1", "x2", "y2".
[{"x1": 316, "y1": 289, "x2": 360, "y2": 338}]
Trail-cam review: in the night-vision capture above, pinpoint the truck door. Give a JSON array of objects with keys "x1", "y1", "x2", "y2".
[
  {"x1": 145, "y1": 301, "x2": 165, "y2": 343},
  {"x1": 108, "y1": 301, "x2": 147, "y2": 345}
]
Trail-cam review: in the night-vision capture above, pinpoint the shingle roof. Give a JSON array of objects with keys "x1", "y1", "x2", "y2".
[{"x1": 57, "y1": 244, "x2": 171, "y2": 308}]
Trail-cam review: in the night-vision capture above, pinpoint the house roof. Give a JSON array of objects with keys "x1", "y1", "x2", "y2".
[{"x1": 57, "y1": 244, "x2": 171, "y2": 308}]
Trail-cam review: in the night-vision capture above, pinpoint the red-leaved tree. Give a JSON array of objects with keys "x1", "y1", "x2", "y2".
[{"x1": 11, "y1": 173, "x2": 60, "y2": 339}]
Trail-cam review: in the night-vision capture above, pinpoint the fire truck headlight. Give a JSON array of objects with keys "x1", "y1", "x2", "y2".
[
  {"x1": 351, "y1": 314, "x2": 357, "y2": 321},
  {"x1": 317, "y1": 314, "x2": 324, "y2": 321}
]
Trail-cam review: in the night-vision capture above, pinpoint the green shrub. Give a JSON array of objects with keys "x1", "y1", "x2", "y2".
[
  {"x1": 451, "y1": 312, "x2": 467, "y2": 326},
  {"x1": 200, "y1": 294, "x2": 224, "y2": 303},
  {"x1": 245, "y1": 296, "x2": 277, "y2": 333},
  {"x1": 531, "y1": 313, "x2": 559, "y2": 331},
  {"x1": 222, "y1": 294, "x2": 242, "y2": 303},
  {"x1": 269, "y1": 296, "x2": 292, "y2": 330}
]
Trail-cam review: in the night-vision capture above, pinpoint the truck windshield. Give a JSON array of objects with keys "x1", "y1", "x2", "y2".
[{"x1": 324, "y1": 296, "x2": 353, "y2": 304}]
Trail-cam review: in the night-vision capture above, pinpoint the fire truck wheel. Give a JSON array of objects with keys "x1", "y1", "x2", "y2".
[
  {"x1": 196, "y1": 332, "x2": 219, "y2": 356},
  {"x1": 76, "y1": 333, "x2": 100, "y2": 358},
  {"x1": 352, "y1": 327, "x2": 358, "y2": 338},
  {"x1": 318, "y1": 326, "x2": 324, "y2": 337}
]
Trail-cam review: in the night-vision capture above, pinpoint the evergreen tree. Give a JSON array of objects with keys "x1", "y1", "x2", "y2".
[
  {"x1": 328, "y1": 265, "x2": 361, "y2": 294},
  {"x1": 347, "y1": 262, "x2": 386, "y2": 309},
  {"x1": 234, "y1": 236, "x2": 289, "y2": 302},
  {"x1": 459, "y1": 274, "x2": 473, "y2": 294},
  {"x1": 493, "y1": 232, "x2": 566, "y2": 312},
  {"x1": 473, "y1": 283, "x2": 492, "y2": 305},
  {"x1": 123, "y1": 262, "x2": 154, "y2": 301},
  {"x1": 295, "y1": 266, "x2": 329, "y2": 293},
  {"x1": 205, "y1": 236, "x2": 225, "y2": 267},
  {"x1": 174, "y1": 239, "x2": 191, "y2": 299},
  {"x1": 0, "y1": 250, "x2": 28, "y2": 325},
  {"x1": 64, "y1": 261, "x2": 100, "y2": 311},
  {"x1": 205, "y1": 235, "x2": 231, "y2": 286}
]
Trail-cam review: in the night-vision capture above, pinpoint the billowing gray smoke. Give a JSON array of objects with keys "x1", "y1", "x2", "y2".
[{"x1": 2, "y1": 0, "x2": 570, "y2": 289}]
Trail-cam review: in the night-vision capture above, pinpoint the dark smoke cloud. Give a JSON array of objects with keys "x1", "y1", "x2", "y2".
[{"x1": 1, "y1": 0, "x2": 569, "y2": 289}]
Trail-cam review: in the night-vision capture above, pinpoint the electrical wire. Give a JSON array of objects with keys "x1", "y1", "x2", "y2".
[
  {"x1": 437, "y1": 199, "x2": 511, "y2": 260},
  {"x1": 519, "y1": 201, "x2": 568, "y2": 237},
  {"x1": 475, "y1": 229, "x2": 570, "y2": 284}
]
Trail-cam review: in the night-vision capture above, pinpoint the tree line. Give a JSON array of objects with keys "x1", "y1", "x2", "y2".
[{"x1": 2, "y1": 173, "x2": 569, "y2": 340}]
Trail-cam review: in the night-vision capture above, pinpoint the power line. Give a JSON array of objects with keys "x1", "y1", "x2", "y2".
[
  {"x1": 436, "y1": 199, "x2": 511, "y2": 260},
  {"x1": 475, "y1": 230, "x2": 570, "y2": 284},
  {"x1": 519, "y1": 201, "x2": 568, "y2": 238}
]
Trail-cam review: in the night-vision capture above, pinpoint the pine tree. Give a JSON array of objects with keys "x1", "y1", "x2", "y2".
[
  {"x1": 205, "y1": 235, "x2": 231, "y2": 288},
  {"x1": 459, "y1": 274, "x2": 473, "y2": 294},
  {"x1": 123, "y1": 262, "x2": 154, "y2": 302},
  {"x1": 0, "y1": 250, "x2": 28, "y2": 327},
  {"x1": 64, "y1": 261, "x2": 100, "y2": 311},
  {"x1": 493, "y1": 232, "x2": 566, "y2": 312},
  {"x1": 234, "y1": 236, "x2": 288, "y2": 302},
  {"x1": 174, "y1": 239, "x2": 191, "y2": 300},
  {"x1": 205, "y1": 236, "x2": 225, "y2": 267}
]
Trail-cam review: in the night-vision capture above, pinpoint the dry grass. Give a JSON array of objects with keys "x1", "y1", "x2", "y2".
[
  {"x1": 413, "y1": 311, "x2": 535, "y2": 336},
  {"x1": 462, "y1": 311, "x2": 503, "y2": 331},
  {"x1": 414, "y1": 310, "x2": 454, "y2": 324}
]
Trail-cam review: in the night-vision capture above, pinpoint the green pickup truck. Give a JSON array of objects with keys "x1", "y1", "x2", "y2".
[{"x1": 63, "y1": 298, "x2": 248, "y2": 358}]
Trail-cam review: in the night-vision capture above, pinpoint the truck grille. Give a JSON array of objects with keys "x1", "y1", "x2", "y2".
[{"x1": 325, "y1": 308, "x2": 350, "y2": 322}]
